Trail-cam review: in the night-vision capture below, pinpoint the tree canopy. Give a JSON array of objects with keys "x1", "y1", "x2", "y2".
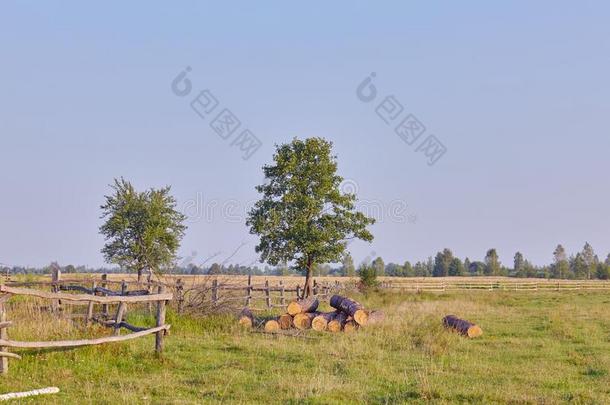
[
  {"x1": 246, "y1": 137, "x2": 375, "y2": 297},
  {"x1": 100, "y1": 178, "x2": 187, "y2": 280}
]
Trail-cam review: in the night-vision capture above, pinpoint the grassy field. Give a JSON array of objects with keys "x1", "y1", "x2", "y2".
[{"x1": 1, "y1": 290, "x2": 609, "y2": 404}]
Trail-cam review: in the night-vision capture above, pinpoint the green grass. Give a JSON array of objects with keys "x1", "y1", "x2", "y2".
[{"x1": 1, "y1": 291, "x2": 609, "y2": 404}]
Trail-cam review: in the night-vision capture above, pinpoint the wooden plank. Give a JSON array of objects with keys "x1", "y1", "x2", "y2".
[
  {"x1": 0, "y1": 286, "x2": 172, "y2": 304},
  {"x1": 0, "y1": 321, "x2": 12, "y2": 329},
  {"x1": 0, "y1": 325, "x2": 170, "y2": 348}
]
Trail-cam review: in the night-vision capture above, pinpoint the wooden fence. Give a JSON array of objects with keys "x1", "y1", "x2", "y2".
[
  {"x1": 0, "y1": 268, "x2": 172, "y2": 375},
  {"x1": 207, "y1": 274, "x2": 344, "y2": 310},
  {"x1": 379, "y1": 279, "x2": 610, "y2": 291}
]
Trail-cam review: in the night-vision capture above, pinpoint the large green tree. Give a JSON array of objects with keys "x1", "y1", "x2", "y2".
[
  {"x1": 246, "y1": 138, "x2": 375, "y2": 297},
  {"x1": 100, "y1": 178, "x2": 187, "y2": 281},
  {"x1": 372, "y1": 257, "x2": 385, "y2": 277}
]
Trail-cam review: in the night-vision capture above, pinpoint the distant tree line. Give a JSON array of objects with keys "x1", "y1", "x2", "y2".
[{"x1": 3, "y1": 243, "x2": 608, "y2": 280}]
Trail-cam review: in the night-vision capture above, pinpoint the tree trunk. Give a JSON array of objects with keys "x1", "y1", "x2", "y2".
[
  {"x1": 329, "y1": 295, "x2": 369, "y2": 325},
  {"x1": 442, "y1": 315, "x2": 483, "y2": 338},
  {"x1": 302, "y1": 256, "x2": 314, "y2": 298}
]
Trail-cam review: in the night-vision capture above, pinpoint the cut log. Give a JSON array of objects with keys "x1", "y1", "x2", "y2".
[
  {"x1": 278, "y1": 313, "x2": 293, "y2": 330},
  {"x1": 367, "y1": 310, "x2": 385, "y2": 325},
  {"x1": 343, "y1": 320, "x2": 358, "y2": 333},
  {"x1": 293, "y1": 312, "x2": 317, "y2": 330},
  {"x1": 286, "y1": 297, "x2": 319, "y2": 316},
  {"x1": 311, "y1": 312, "x2": 336, "y2": 332},
  {"x1": 237, "y1": 308, "x2": 255, "y2": 328},
  {"x1": 329, "y1": 295, "x2": 368, "y2": 325},
  {"x1": 442, "y1": 315, "x2": 483, "y2": 338},
  {"x1": 264, "y1": 319, "x2": 280, "y2": 333},
  {"x1": 327, "y1": 311, "x2": 348, "y2": 333}
]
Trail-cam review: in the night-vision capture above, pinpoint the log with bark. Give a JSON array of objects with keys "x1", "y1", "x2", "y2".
[
  {"x1": 237, "y1": 308, "x2": 255, "y2": 328},
  {"x1": 442, "y1": 315, "x2": 483, "y2": 338},
  {"x1": 330, "y1": 295, "x2": 368, "y2": 325},
  {"x1": 293, "y1": 312, "x2": 317, "y2": 330},
  {"x1": 311, "y1": 312, "x2": 337, "y2": 332},
  {"x1": 343, "y1": 319, "x2": 357, "y2": 333},
  {"x1": 278, "y1": 313, "x2": 293, "y2": 330},
  {"x1": 264, "y1": 319, "x2": 280, "y2": 333},
  {"x1": 327, "y1": 311, "x2": 348, "y2": 333},
  {"x1": 286, "y1": 297, "x2": 319, "y2": 316}
]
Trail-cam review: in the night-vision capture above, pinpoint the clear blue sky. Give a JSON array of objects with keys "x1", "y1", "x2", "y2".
[{"x1": 1, "y1": 1, "x2": 609, "y2": 268}]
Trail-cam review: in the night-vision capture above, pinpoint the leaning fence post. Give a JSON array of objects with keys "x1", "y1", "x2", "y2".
[
  {"x1": 101, "y1": 274, "x2": 108, "y2": 317},
  {"x1": 265, "y1": 280, "x2": 271, "y2": 308},
  {"x1": 0, "y1": 301, "x2": 8, "y2": 374},
  {"x1": 296, "y1": 285, "x2": 301, "y2": 299},
  {"x1": 113, "y1": 302, "x2": 127, "y2": 336},
  {"x1": 212, "y1": 279, "x2": 218, "y2": 306},
  {"x1": 155, "y1": 285, "x2": 167, "y2": 354}
]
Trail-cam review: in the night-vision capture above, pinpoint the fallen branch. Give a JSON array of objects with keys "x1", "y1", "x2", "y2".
[{"x1": 0, "y1": 387, "x2": 60, "y2": 401}]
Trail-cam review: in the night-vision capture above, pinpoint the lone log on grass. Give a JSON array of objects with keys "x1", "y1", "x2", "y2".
[
  {"x1": 330, "y1": 295, "x2": 368, "y2": 326},
  {"x1": 286, "y1": 297, "x2": 319, "y2": 316},
  {"x1": 238, "y1": 308, "x2": 255, "y2": 328},
  {"x1": 442, "y1": 315, "x2": 483, "y2": 338}
]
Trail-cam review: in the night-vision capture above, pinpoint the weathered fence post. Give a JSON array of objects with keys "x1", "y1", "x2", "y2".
[
  {"x1": 51, "y1": 266, "x2": 61, "y2": 313},
  {"x1": 121, "y1": 281, "x2": 127, "y2": 296},
  {"x1": 0, "y1": 302, "x2": 8, "y2": 374},
  {"x1": 101, "y1": 274, "x2": 108, "y2": 317},
  {"x1": 265, "y1": 280, "x2": 271, "y2": 308},
  {"x1": 86, "y1": 281, "x2": 96, "y2": 326},
  {"x1": 296, "y1": 285, "x2": 301, "y2": 299},
  {"x1": 313, "y1": 280, "x2": 318, "y2": 296},
  {"x1": 246, "y1": 274, "x2": 252, "y2": 307},
  {"x1": 176, "y1": 278, "x2": 184, "y2": 314},
  {"x1": 279, "y1": 280, "x2": 285, "y2": 307},
  {"x1": 212, "y1": 279, "x2": 218, "y2": 306},
  {"x1": 155, "y1": 285, "x2": 167, "y2": 354}
]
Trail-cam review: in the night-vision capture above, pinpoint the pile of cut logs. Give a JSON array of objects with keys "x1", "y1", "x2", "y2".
[{"x1": 238, "y1": 295, "x2": 384, "y2": 333}]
